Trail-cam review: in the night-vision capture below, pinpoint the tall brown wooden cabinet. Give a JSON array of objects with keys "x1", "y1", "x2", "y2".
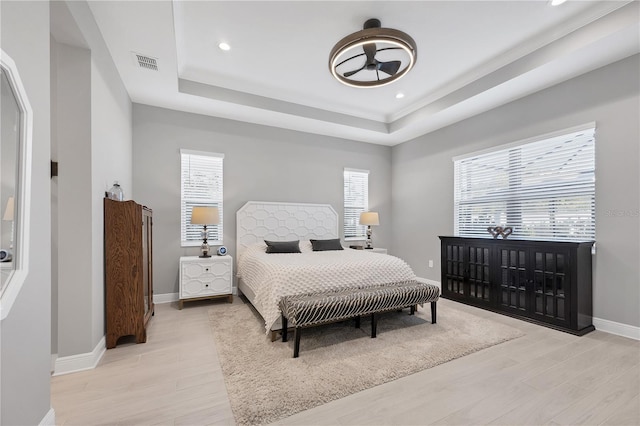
[{"x1": 104, "y1": 198, "x2": 154, "y2": 349}]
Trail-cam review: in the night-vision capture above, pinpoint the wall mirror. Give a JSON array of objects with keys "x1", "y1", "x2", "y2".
[{"x1": 1, "y1": 49, "x2": 33, "y2": 319}]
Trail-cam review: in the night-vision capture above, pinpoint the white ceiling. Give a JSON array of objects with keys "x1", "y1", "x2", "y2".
[{"x1": 86, "y1": 1, "x2": 639, "y2": 146}]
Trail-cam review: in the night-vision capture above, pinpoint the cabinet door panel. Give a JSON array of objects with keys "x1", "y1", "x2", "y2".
[
  {"x1": 442, "y1": 243, "x2": 466, "y2": 299},
  {"x1": 466, "y1": 245, "x2": 491, "y2": 305},
  {"x1": 142, "y1": 209, "x2": 153, "y2": 319},
  {"x1": 498, "y1": 248, "x2": 528, "y2": 313},
  {"x1": 531, "y1": 248, "x2": 570, "y2": 326}
]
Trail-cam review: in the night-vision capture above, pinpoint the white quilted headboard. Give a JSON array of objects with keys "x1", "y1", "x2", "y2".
[{"x1": 236, "y1": 201, "x2": 339, "y2": 259}]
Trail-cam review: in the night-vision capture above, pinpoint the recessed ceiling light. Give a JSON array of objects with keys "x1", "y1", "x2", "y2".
[
  {"x1": 395, "y1": 92, "x2": 405, "y2": 99},
  {"x1": 218, "y1": 42, "x2": 231, "y2": 51},
  {"x1": 550, "y1": 0, "x2": 567, "y2": 6}
]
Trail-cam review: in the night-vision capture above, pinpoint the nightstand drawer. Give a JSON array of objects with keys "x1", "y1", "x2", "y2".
[
  {"x1": 181, "y1": 275, "x2": 230, "y2": 298},
  {"x1": 179, "y1": 256, "x2": 233, "y2": 301}
]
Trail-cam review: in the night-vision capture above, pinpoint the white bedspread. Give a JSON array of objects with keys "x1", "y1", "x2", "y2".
[{"x1": 237, "y1": 242, "x2": 417, "y2": 332}]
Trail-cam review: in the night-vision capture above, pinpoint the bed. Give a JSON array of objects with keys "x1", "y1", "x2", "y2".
[{"x1": 236, "y1": 201, "x2": 418, "y2": 338}]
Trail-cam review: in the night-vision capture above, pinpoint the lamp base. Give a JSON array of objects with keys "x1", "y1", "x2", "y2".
[
  {"x1": 200, "y1": 240, "x2": 211, "y2": 258},
  {"x1": 365, "y1": 226, "x2": 373, "y2": 249}
]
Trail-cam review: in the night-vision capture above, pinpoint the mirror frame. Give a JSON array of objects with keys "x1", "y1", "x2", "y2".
[{"x1": 0, "y1": 49, "x2": 33, "y2": 320}]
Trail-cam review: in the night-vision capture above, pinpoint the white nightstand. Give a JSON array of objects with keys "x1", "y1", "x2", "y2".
[
  {"x1": 363, "y1": 248, "x2": 388, "y2": 254},
  {"x1": 179, "y1": 255, "x2": 233, "y2": 309}
]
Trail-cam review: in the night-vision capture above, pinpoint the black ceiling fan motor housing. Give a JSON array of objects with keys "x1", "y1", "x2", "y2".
[{"x1": 363, "y1": 18, "x2": 381, "y2": 30}]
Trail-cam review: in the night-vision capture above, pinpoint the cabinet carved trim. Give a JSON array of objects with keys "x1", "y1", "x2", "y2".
[
  {"x1": 104, "y1": 198, "x2": 154, "y2": 348},
  {"x1": 440, "y1": 236, "x2": 594, "y2": 335}
]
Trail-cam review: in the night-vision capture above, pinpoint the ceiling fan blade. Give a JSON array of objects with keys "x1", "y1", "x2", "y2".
[
  {"x1": 343, "y1": 65, "x2": 366, "y2": 78},
  {"x1": 375, "y1": 47, "x2": 404, "y2": 54},
  {"x1": 363, "y1": 43, "x2": 377, "y2": 63},
  {"x1": 378, "y1": 60, "x2": 401, "y2": 76},
  {"x1": 334, "y1": 52, "x2": 365, "y2": 68}
]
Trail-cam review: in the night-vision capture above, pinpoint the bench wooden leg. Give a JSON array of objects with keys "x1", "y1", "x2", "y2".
[
  {"x1": 431, "y1": 301, "x2": 437, "y2": 324},
  {"x1": 410, "y1": 305, "x2": 416, "y2": 315},
  {"x1": 293, "y1": 327, "x2": 301, "y2": 358},
  {"x1": 281, "y1": 315, "x2": 288, "y2": 342},
  {"x1": 371, "y1": 313, "x2": 377, "y2": 338},
  {"x1": 355, "y1": 316, "x2": 360, "y2": 328}
]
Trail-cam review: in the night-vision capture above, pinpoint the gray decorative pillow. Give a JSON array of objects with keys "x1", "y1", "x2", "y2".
[
  {"x1": 264, "y1": 240, "x2": 301, "y2": 254},
  {"x1": 310, "y1": 238, "x2": 344, "y2": 251}
]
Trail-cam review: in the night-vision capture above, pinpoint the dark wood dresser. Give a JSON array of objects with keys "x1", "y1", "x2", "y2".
[
  {"x1": 440, "y1": 236, "x2": 594, "y2": 335},
  {"x1": 104, "y1": 198, "x2": 154, "y2": 348}
]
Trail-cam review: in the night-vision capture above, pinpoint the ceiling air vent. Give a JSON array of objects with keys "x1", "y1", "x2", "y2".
[{"x1": 132, "y1": 52, "x2": 158, "y2": 71}]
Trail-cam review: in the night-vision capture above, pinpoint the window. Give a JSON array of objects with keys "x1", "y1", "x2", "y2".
[
  {"x1": 454, "y1": 126, "x2": 595, "y2": 242},
  {"x1": 181, "y1": 150, "x2": 224, "y2": 246},
  {"x1": 344, "y1": 168, "x2": 369, "y2": 239}
]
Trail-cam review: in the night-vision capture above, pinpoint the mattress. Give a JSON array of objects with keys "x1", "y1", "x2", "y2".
[{"x1": 237, "y1": 241, "x2": 417, "y2": 332}]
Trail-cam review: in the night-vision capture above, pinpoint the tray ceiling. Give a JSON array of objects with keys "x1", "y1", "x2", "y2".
[{"x1": 85, "y1": 1, "x2": 639, "y2": 145}]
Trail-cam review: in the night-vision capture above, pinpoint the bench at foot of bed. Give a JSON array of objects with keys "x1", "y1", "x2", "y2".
[{"x1": 278, "y1": 280, "x2": 440, "y2": 358}]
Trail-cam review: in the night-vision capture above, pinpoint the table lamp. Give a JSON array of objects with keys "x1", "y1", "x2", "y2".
[
  {"x1": 359, "y1": 211, "x2": 379, "y2": 249},
  {"x1": 190, "y1": 206, "x2": 219, "y2": 258}
]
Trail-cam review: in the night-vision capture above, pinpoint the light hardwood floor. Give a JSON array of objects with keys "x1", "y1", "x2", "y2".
[{"x1": 52, "y1": 298, "x2": 640, "y2": 425}]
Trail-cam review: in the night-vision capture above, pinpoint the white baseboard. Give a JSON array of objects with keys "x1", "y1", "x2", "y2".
[
  {"x1": 153, "y1": 292, "x2": 179, "y2": 304},
  {"x1": 39, "y1": 408, "x2": 55, "y2": 426},
  {"x1": 593, "y1": 317, "x2": 640, "y2": 341},
  {"x1": 53, "y1": 336, "x2": 106, "y2": 376},
  {"x1": 414, "y1": 279, "x2": 638, "y2": 340}
]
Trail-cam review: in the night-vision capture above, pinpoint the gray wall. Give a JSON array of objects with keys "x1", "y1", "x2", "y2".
[
  {"x1": 50, "y1": 36, "x2": 59, "y2": 356},
  {"x1": 391, "y1": 54, "x2": 640, "y2": 327},
  {"x1": 85, "y1": 6, "x2": 133, "y2": 346},
  {"x1": 0, "y1": 1, "x2": 52, "y2": 424},
  {"x1": 50, "y1": 0, "x2": 133, "y2": 360},
  {"x1": 133, "y1": 104, "x2": 392, "y2": 296},
  {"x1": 51, "y1": 40, "x2": 93, "y2": 357}
]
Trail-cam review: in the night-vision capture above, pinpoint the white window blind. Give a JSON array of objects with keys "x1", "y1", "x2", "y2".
[
  {"x1": 454, "y1": 127, "x2": 595, "y2": 242},
  {"x1": 181, "y1": 150, "x2": 224, "y2": 246},
  {"x1": 344, "y1": 168, "x2": 369, "y2": 239}
]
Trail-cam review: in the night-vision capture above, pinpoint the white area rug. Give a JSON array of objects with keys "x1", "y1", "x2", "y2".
[{"x1": 208, "y1": 300, "x2": 524, "y2": 425}]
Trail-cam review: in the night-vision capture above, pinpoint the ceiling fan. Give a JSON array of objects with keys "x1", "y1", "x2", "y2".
[
  {"x1": 329, "y1": 18, "x2": 417, "y2": 88},
  {"x1": 340, "y1": 19, "x2": 402, "y2": 79}
]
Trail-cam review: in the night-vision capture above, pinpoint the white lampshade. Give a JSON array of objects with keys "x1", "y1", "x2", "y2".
[
  {"x1": 190, "y1": 206, "x2": 220, "y2": 225},
  {"x1": 359, "y1": 211, "x2": 379, "y2": 226},
  {"x1": 3, "y1": 197, "x2": 14, "y2": 221}
]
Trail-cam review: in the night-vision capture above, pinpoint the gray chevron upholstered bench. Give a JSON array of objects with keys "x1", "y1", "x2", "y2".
[{"x1": 278, "y1": 280, "x2": 440, "y2": 358}]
